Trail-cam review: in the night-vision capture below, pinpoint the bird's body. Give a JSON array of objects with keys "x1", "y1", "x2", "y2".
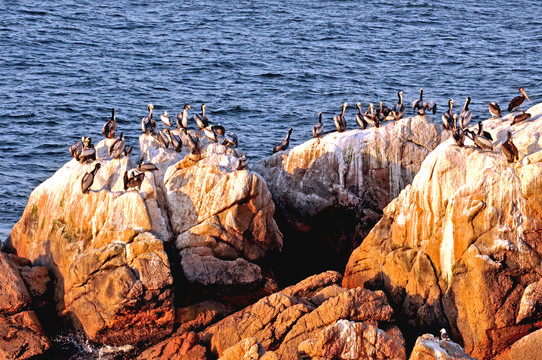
[
  {"x1": 355, "y1": 103, "x2": 367, "y2": 129},
  {"x1": 477, "y1": 121, "x2": 493, "y2": 141},
  {"x1": 123, "y1": 170, "x2": 145, "y2": 191},
  {"x1": 237, "y1": 154, "x2": 249, "y2": 170},
  {"x1": 440, "y1": 328, "x2": 450, "y2": 342},
  {"x1": 466, "y1": 129, "x2": 493, "y2": 151},
  {"x1": 102, "y1": 108, "x2": 116, "y2": 139},
  {"x1": 334, "y1": 102, "x2": 347, "y2": 133},
  {"x1": 70, "y1": 137, "x2": 84, "y2": 162},
  {"x1": 176, "y1": 104, "x2": 191, "y2": 130},
  {"x1": 109, "y1": 133, "x2": 125, "y2": 159},
  {"x1": 412, "y1": 88, "x2": 436, "y2": 115},
  {"x1": 512, "y1": 111, "x2": 531, "y2": 125},
  {"x1": 442, "y1": 99, "x2": 454, "y2": 130},
  {"x1": 508, "y1": 87, "x2": 530, "y2": 112},
  {"x1": 489, "y1": 102, "x2": 502, "y2": 119},
  {"x1": 194, "y1": 104, "x2": 209, "y2": 129},
  {"x1": 364, "y1": 103, "x2": 379, "y2": 128},
  {"x1": 214, "y1": 124, "x2": 226, "y2": 136},
  {"x1": 459, "y1": 97, "x2": 472, "y2": 129},
  {"x1": 181, "y1": 128, "x2": 200, "y2": 155},
  {"x1": 142, "y1": 104, "x2": 156, "y2": 135},
  {"x1": 313, "y1": 112, "x2": 325, "y2": 137},
  {"x1": 81, "y1": 163, "x2": 101, "y2": 194},
  {"x1": 223, "y1": 132, "x2": 238, "y2": 148},
  {"x1": 165, "y1": 129, "x2": 182, "y2": 152},
  {"x1": 452, "y1": 114, "x2": 465, "y2": 147},
  {"x1": 160, "y1": 111, "x2": 172, "y2": 128},
  {"x1": 124, "y1": 145, "x2": 134, "y2": 157},
  {"x1": 137, "y1": 163, "x2": 159, "y2": 172},
  {"x1": 502, "y1": 131, "x2": 519, "y2": 163},
  {"x1": 393, "y1": 91, "x2": 406, "y2": 121},
  {"x1": 202, "y1": 125, "x2": 218, "y2": 143},
  {"x1": 158, "y1": 129, "x2": 170, "y2": 148},
  {"x1": 79, "y1": 137, "x2": 96, "y2": 163},
  {"x1": 273, "y1": 128, "x2": 293, "y2": 153}
]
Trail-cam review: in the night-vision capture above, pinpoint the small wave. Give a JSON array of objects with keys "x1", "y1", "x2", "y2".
[
  {"x1": 258, "y1": 72, "x2": 282, "y2": 78},
  {"x1": 2, "y1": 112, "x2": 36, "y2": 119}
]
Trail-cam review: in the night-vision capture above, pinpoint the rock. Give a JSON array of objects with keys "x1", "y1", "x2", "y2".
[
  {"x1": 219, "y1": 338, "x2": 278, "y2": 360},
  {"x1": 297, "y1": 319, "x2": 406, "y2": 360},
  {"x1": 5, "y1": 142, "x2": 175, "y2": 345},
  {"x1": 137, "y1": 332, "x2": 207, "y2": 360},
  {"x1": 343, "y1": 103, "x2": 542, "y2": 359},
  {"x1": 175, "y1": 300, "x2": 234, "y2": 335},
  {"x1": 253, "y1": 115, "x2": 447, "y2": 282},
  {"x1": 516, "y1": 279, "x2": 542, "y2": 324},
  {"x1": 495, "y1": 328, "x2": 542, "y2": 360},
  {"x1": 409, "y1": 334, "x2": 476, "y2": 360}
]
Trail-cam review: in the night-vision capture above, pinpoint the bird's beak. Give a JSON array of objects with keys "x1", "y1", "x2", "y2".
[{"x1": 522, "y1": 88, "x2": 530, "y2": 101}]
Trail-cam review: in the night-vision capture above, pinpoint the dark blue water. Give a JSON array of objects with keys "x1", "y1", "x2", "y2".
[{"x1": 1, "y1": 0, "x2": 541, "y2": 240}]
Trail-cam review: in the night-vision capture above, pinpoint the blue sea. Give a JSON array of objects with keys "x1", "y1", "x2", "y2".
[{"x1": 1, "y1": 0, "x2": 541, "y2": 241}]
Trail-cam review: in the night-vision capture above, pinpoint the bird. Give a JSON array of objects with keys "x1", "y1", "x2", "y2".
[
  {"x1": 70, "y1": 137, "x2": 84, "y2": 162},
  {"x1": 214, "y1": 124, "x2": 226, "y2": 136},
  {"x1": 392, "y1": 91, "x2": 406, "y2": 121},
  {"x1": 202, "y1": 125, "x2": 218, "y2": 143},
  {"x1": 459, "y1": 97, "x2": 472, "y2": 129},
  {"x1": 124, "y1": 145, "x2": 134, "y2": 157},
  {"x1": 180, "y1": 128, "x2": 200, "y2": 155},
  {"x1": 412, "y1": 88, "x2": 436, "y2": 115},
  {"x1": 165, "y1": 129, "x2": 182, "y2": 152},
  {"x1": 355, "y1": 103, "x2": 367, "y2": 129},
  {"x1": 142, "y1": 104, "x2": 156, "y2": 135},
  {"x1": 489, "y1": 102, "x2": 502, "y2": 119},
  {"x1": 137, "y1": 162, "x2": 159, "y2": 172},
  {"x1": 176, "y1": 104, "x2": 191, "y2": 130},
  {"x1": 123, "y1": 169, "x2": 145, "y2": 191},
  {"x1": 237, "y1": 154, "x2": 249, "y2": 170},
  {"x1": 157, "y1": 129, "x2": 170, "y2": 148},
  {"x1": 79, "y1": 137, "x2": 96, "y2": 163},
  {"x1": 334, "y1": 102, "x2": 347, "y2": 132},
  {"x1": 508, "y1": 87, "x2": 530, "y2": 112},
  {"x1": 194, "y1": 104, "x2": 209, "y2": 129},
  {"x1": 502, "y1": 131, "x2": 519, "y2": 163},
  {"x1": 160, "y1": 111, "x2": 173, "y2": 128},
  {"x1": 375, "y1": 101, "x2": 389, "y2": 123},
  {"x1": 313, "y1": 112, "x2": 325, "y2": 137},
  {"x1": 364, "y1": 103, "x2": 379, "y2": 128},
  {"x1": 441, "y1": 99, "x2": 454, "y2": 130},
  {"x1": 466, "y1": 129, "x2": 493, "y2": 151},
  {"x1": 102, "y1": 108, "x2": 116, "y2": 139},
  {"x1": 477, "y1": 121, "x2": 493, "y2": 141},
  {"x1": 511, "y1": 111, "x2": 531, "y2": 125},
  {"x1": 440, "y1": 328, "x2": 450, "y2": 342},
  {"x1": 223, "y1": 132, "x2": 238, "y2": 148},
  {"x1": 109, "y1": 133, "x2": 125, "y2": 159},
  {"x1": 273, "y1": 127, "x2": 293, "y2": 153},
  {"x1": 452, "y1": 115, "x2": 465, "y2": 147},
  {"x1": 81, "y1": 163, "x2": 101, "y2": 194}
]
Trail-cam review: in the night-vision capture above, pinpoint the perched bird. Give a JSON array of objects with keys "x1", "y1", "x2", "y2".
[
  {"x1": 508, "y1": 87, "x2": 530, "y2": 112},
  {"x1": 214, "y1": 124, "x2": 226, "y2": 136},
  {"x1": 124, "y1": 145, "x2": 134, "y2": 157},
  {"x1": 364, "y1": 103, "x2": 379, "y2": 128},
  {"x1": 123, "y1": 169, "x2": 145, "y2": 191},
  {"x1": 334, "y1": 102, "x2": 347, "y2": 132},
  {"x1": 79, "y1": 137, "x2": 96, "y2": 163},
  {"x1": 511, "y1": 111, "x2": 531, "y2": 125},
  {"x1": 355, "y1": 103, "x2": 367, "y2": 129},
  {"x1": 272, "y1": 127, "x2": 293, "y2": 153},
  {"x1": 237, "y1": 154, "x2": 249, "y2": 170},
  {"x1": 137, "y1": 162, "x2": 159, "y2": 172},
  {"x1": 202, "y1": 125, "x2": 218, "y2": 143},
  {"x1": 194, "y1": 104, "x2": 209, "y2": 129},
  {"x1": 158, "y1": 129, "x2": 170, "y2": 148},
  {"x1": 81, "y1": 163, "x2": 101, "y2": 194},
  {"x1": 466, "y1": 129, "x2": 493, "y2": 151},
  {"x1": 70, "y1": 137, "x2": 84, "y2": 162},
  {"x1": 459, "y1": 97, "x2": 472, "y2": 129},
  {"x1": 502, "y1": 131, "x2": 519, "y2": 163},
  {"x1": 142, "y1": 104, "x2": 156, "y2": 135},
  {"x1": 392, "y1": 91, "x2": 406, "y2": 121},
  {"x1": 160, "y1": 111, "x2": 173, "y2": 128},
  {"x1": 477, "y1": 121, "x2": 493, "y2": 141},
  {"x1": 440, "y1": 328, "x2": 450, "y2": 342},
  {"x1": 109, "y1": 133, "x2": 125, "y2": 159},
  {"x1": 452, "y1": 115, "x2": 465, "y2": 147},
  {"x1": 313, "y1": 111, "x2": 325, "y2": 137},
  {"x1": 165, "y1": 129, "x2": 182, "y2": 152},
  {"x1": 441, "y1": 99, "x2": 454, "y2": 130},
  {"x1": 176, "y1": 104, "x2": 191, "y2": 130},
  {"x1": 102, "y1": 108, "x2": 116, "y2": 139},
  {"x1": 412, "y1": 88, "x2": 436, "y2": 115},
  {"x1": 489, "y1": 102, "x2": 502, "y2": 119},
  {"x1": 223, "y1": 132, "x2": 238, "y2": 148},
  {"x1": 375, "y1": 101, "x2": 387, "y2": 123},
  {"x1": 180, "y1": 128, "x2": 200, "y2": 155}
]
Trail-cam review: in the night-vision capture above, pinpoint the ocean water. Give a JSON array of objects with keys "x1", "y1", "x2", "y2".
[{"x1": 1, "y1": 0, "x2": 541, "y2": 241}]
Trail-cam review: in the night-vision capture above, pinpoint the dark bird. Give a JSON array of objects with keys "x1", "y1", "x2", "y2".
[
  {"x1": 334, "y1": 102, "x2": 347, "y2": 132},
  {"x1": 313, "y1": 111, "x2": 325, "y2": 137},
  {"x1": 158, "y1": 129, "x2": 170, "y2": 148},
  {"x1": 364, "y1": 103, "x2": 379, "y2": 128},
  {"x1": 109, "y1": 133, "x2": 125, "y2": 159},
  {"x1": 194, "y1": 104, "x2": 209, "y2": 129},
  {"x1": 489, "y1": 102, "x2": 502, "y2": 119},
  {"x1": 123, "y1": 170, "x2": 145, "y2": 191},
  {"x1": 165, "y1": 129, "x2": 182, "y2": 152},
  {"x1": 124, "y1": 145, "x2": 134, "y2": 157},
  {"x1": 511, "y1": 111, "x2": 531, "y2": 125},
  {"x1": 440, "y1": 328, "x2": 450, "y2": 342},
  {"x1": 223, "y1": 132, "x2": 238, "y2": 148},
  {"x1": 459, "y1": 97, "x2": 472, "y2": 129},
  {"x1": 412, "y1": 88, "x2": 436, "y2": 115},
  {"x1": 137, "y1": 162, "x2": 159, "y2": 172},
  {"x1": 160, "y1": 111, "x2": 173, "y2": 128},
  {"x1": 452, "y1": 115, "x2": 465, "y2": 147},
  {"x1": 477, "y1": 121, "x2": 493, "y2": 141},
  {"x1": 392, "y1": 91, "x2": 406, "y2": 121},
  {"x1": 466, "y1": 129, "x2": 493, "y2": 151},
  {"x1": 273, "y1": 127, "x2": 293, "y2": 153},
  {"x1": 502, "y1": 131, "x2": 519, "y2": 163},
  {"x1": 180, "y1": 128, "x2": 200, "y2": 155},
  {"x1": 70, "y1": 137, "x2": 84, "y2": 162},
  {"x1": 508, "y1": 87, "x2": 530, "y2": 112},
  {"x1": 202, "y1": 125, "x2": 218, "y2": 143},
  {"x1": 237, "y1": 154, "x2": 249, "y2": 170},
  {"x1": 81, "y1": 163, "x2": 101, "y2": 194},
  {"x1": 102, "y1": 108, "x2": 116, "y2": 139},
  {"x1": 176, "y1": 104, "x2": 191, "y2": 130},
  {"x1": 141, "y1": 104, "x2": 156, "y2": 135},
  {"x1": 441, "y1": 99, "x2": 454, "y2": 130},
  {"x1": 355, "y1": 103, "x2": 367, "y2": 129},
  {"x1": 375, "y1": 101, "x2": 389, "y2": 123},
  {"x1": 214, "y1": 124, "x2": 226, "y2": 136},
  {"x1": 79, "y1": 137, "x2": 96, "y2": 163}
]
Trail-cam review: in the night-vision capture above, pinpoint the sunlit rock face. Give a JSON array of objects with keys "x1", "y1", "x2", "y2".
[
  {"x1": 344, "y1": 103, "x2": 542, "y2": 359},
  {"x1": 253, "y1": 115, "x2": 447, "y2": 283},
  {"x1": 409, "y1": 334, "x2": 476, "y2": 360}
]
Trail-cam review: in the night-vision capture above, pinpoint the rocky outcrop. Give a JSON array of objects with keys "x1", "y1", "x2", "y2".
[
  {"x1": 343, "y1": 103, "x2": 542, "y2": 359},
  {"x1": 409, "y1": 334, "x2": 476, "y2": 360},
  {"x1": 253, "y1": 115, "x2": 447, "y2": 282},
  {"x1": 495, "y1": 328, "x2": 542, "y2": 360},
  {"x1": 136, "y1": 332, "x2": 207, "y2": 360},
  {"x1": 219, "y1": 338, "x2": 278, "y2": 360}
]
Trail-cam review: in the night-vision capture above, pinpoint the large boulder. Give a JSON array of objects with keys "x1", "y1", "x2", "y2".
[
  {"x1": 253, "y1": 115, "x2": 447, "y2": 282},
  {"x1": 5, "y1": 138, "x2": 175, "y2": 345},
  {"x1": 343, "y1": 103, "x2": 542, "y2": 359},
  {"x1": 409, "y1": 334, "x2": 476, "y2": 360}
]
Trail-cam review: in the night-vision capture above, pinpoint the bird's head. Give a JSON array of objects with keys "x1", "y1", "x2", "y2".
[
  {"x1": 184, "y1": 104, "x2": 191, "y2": 110},
  {"x1": 519, "y1": 87, "x2": 530, "y2": 101},
  {"x1": 148, "y1": 104, "x2": 154, "y2": 111}
]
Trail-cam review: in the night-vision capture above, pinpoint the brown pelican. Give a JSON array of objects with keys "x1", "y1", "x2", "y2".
[
  {"x1": 141, "y1": 104, "x2": 156, "y2": 135},
  {"x1": 180, "y1": 128, "x2": 200, "y2": 155},
  {"x1": 194, "y1": 104, "x2": 209, "y2": 129},
  {"x1": 511, "y1": 111, "x2": 531, "y2": 125},
  {"x1": 124, "y1": 145, "x2": 134, "y2": 157},
  {"x1": 333, "y1": 102, "x2": 347, "y2": 132},
  {"x1": 70, "y1": 137, "x2": 84, "y2": 162},
  {"x1": 102, "y1": 108, "x2": 116, "y2": 139},
  {"x1": 364, "y1": 103, "x2": 379, "y2": 128},
  {"x1": 214, "y1": 124, "x2": 226, "y2": 136},
  {"x1": 466, "y1": 129, "x2": 493, "y2": 151},
  {"x1": 237, "y1": 154, "x2": 249, "y2": 170},
  {"x1": 412, "y1": 88, "x2": 436, "y2": 115},
  {"x1": 477, "y1": 121, "x2": 493, "y2": 141},
  {"x1": 392, "y1": 91, "x2": 406, "y2": 120},
  {"x1": 452, "y1": 114, "x2": 465, "y2": 147},
  {"x1": 123, "y1": 170, "x2": 145, "y2": 191},
  {"x1": 502, "y1": 131, "x2": 519, "y2": 163},
  {"x1": 158, "y1": 129, "x2": 170, "y2": 148},
  {"x1": 508, "y1": 87, "x2": 530, "y2": 112},
  {"x1": 273, "y1": 127, "x2": 293, "y2": 153},
  {"x1": 459, "y1": 97, "x2": 472, "y2": 129},
  {"x1": 376, "y1": 101, "x2": 388, "y2": 123},
  {"x1": 176, "y1": 104, "x2": 190, "y2": 130},
  {"x1": 223, "y1": 132, "x2": 238, "y2": 148},
  {"x1": 203, "y1": 125, "x2": 218, "y2": 143},
  {"x1": 313, "y1": 111, "x2": 324, "y2": 137},
  {"x1": 355, "y1": 103, "x2": 367, "y2": 129},
  {"x1": 441, "y1": 99, "x2": 454, "y2": 130},
  {"x1": 81, "y1": 163, "x2": 101, "y2": 194},
  {"x1": 80, "y1": 137, "x2": 96, "y2": 163},
  {"x1": 160, "y1": 111, "x2": 172, "y2": 128},
  {"x1": 164, "y1": 129, "x2": 182, "y2": 152},
  {"x1": 489, "y1": 102, "x2": 502, "y2": 119},
  {"x1": 109, "y1": 133, "x2": 125, "y2": 159},
  {"x1": 137, "y1": 163, "x2": 159, "y2": 172}
]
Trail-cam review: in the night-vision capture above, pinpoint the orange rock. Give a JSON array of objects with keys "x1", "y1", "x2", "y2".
[
  {"x1": 137, "y1": 332, "x2": 207, "y2": 360},
  {"x1": 409, "y1": 334, "x2": 476, "y2": 360}
]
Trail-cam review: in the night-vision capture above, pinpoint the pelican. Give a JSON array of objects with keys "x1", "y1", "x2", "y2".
[
  {"x1": 70, "y1": 137, "x2": 84, "y2": 162},
  {"x1": 313, "y1": 112, "x2": 324, "y2": 137},
  {"x1": 441, "y1": 99, "x2": 454, "y2": 130},
  {"x1": 364, "y1": 103, "x2": 379, "y2": 128},
  {"x1": 141, "y1": 104, "x2": 156, "y2": 135},
  {"x1": 272, "y1": 127, "x2": 293, "y2": 153},
  {"x1": 214, "y1": 124, "x2": 226, "y2": 136},
  {"x1": 123, "y1": 170, "x2": 145, "y2": 191},
  {"x1": 376, "y1": 101, "x2": 388, "y2": 123},
  {"x1": 452, "y1": 114, "x2": 465, "y2": 147},
  {"x1": 466, "y1": 129, "x2": 493, "y2": 151},
  {"x1": 102, "y1": 108, "x2": 116, "y2": 139},
  {"x1": 489, "y1": 102, "x2": 501, "y2": 119},
  {"x1": 477, "y1": 121, "x2": 493, "y2": 141},
  {"x1": 508, "y1": 87, "x2": 530, "y2": 112},
  {"x1": 124, "y1": 145, "x2": 134, "y2": 157},
  {"x1": 223, "y1": 132, "x2": 238, "y2": 148},
  {"x1": 511, "y1": 111, "x2": 531, "y2": 125},
  {"x1": 412, "y1": 88, "x2": 436, "y2": 115},
  {"x1": 81, "y1": 163, "x2": 101, "y2": 194},
  {"x1": 203, "y1": 125, "x2": 218, "y2": 143},
  {"x1": 459, "y1": 97, "x2": 472, "y2": 129},
  {"x1": 176, "y1": 104, "x2": 190, "y2": 130},
  {"x1": 165, "y1": 129, "x2": 182, "y2": 152},
  {"x1": 194, "y1": 104, "x2": 209, "y2": 129},
  {"x1": 333, "y1": 102, "x2": 347, "y2": 132},
  {"x1": 237, "y1": 154, "x2": 249, "y2": 170},
  {"x1": 158, "y1": 129, "x2": 170, "y2": 148},
  {"x1": 502, "y1": 131, "x2": 519, "y2": 163},
  {"x1": 137, "y1": 163, "x2": 159, "y2": 172},
  {"x1": 180, "y1": 128, "x2": 200, "y2": 155},
  {"x1": 80, "y1": 137, "x2": 96, "y2": 163},
  {"x1": 393, "y1": 91, "x2": 406, "y2": 121},
  {"x1": 109, "y1": 133, "x2": 125, "y2": 159},
  {"x1": 355, "y1": 103, "x2": 367, "y2": 129},
  {"x1": 160, "y1": 111, "x2": 172, "y2": 128}
]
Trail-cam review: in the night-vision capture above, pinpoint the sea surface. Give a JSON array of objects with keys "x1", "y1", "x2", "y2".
[{"x1": 1, "y1": 1, "x2": 541, "y2": 245}]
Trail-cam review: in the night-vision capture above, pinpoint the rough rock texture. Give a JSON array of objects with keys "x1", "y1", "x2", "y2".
[
  {"x1": 0, "y1": 252, "x2": 51, "y2": 359},
  {"x1": 343, "y1": 103, "x2": 542, "y2": 359},
  {"x1": 5, "y1": 138, "x2": 175, "y2": 345},
  {"x1": 495, "y1": 328, "x2": 542, "y2": 360},
  {"x1": 409, "y1": 334, "x2": 476, "y2": 360},
  {"x1": 253, "y1": 115, "x2": 447, "y2": 283},
  {"x1": 175, "y1": 300, "x2": 234, "y2": 335},
  {"x1": 136, "y1": 332, "x2": 207, "y2": 360},
  {"x1": 200, "y1": 271, "x2": 400, "y2": 360},
  {"x1": 219, "y1": 338, "x2": 278, "y2": 360},
  {"x1": 297, "y1": 319, "x2": 406, "y2": 360}
]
